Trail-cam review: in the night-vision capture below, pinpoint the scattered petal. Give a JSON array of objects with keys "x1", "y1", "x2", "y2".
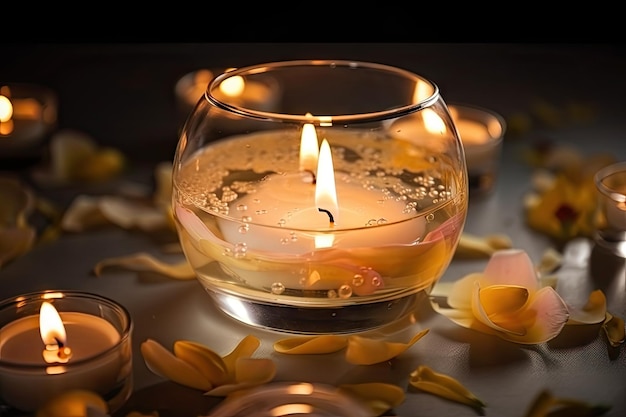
[
  {"x1": 454, "y1": 233, "x2": 513, "y2": 259},
  {"x1": 204, "y1": 358, "x2": 276, "y2": 397},
  {"x1": 173, "y1": 340, "x2": 228, "y2": 386},
  {"x1": 603, "y1": 313, "x2": 625, "y2": 348},
  {"x1": 433, "y1": 249, "x2": 570, "y2": 344},
  {"x1": 338, "y1": 382, "x2": 405, "y2": 417},
  {"x1": 409, "y1": 365, "x2": 485, "y2": 413},
  {"x1": 93, "y1": 252, "x2": 195, "y2": 280},
  {"x1": 273, "y1": 335, "x2": 348, "y2": 354},
  {"x1": 221, "y1": 335, "x2": 261, "y2": 379},
  {"x1": 140, "y1": 339, "x2": 212, "y2": 391},
  {"x1": 567, "y1": 290, "x2": 607, "y2": 325},
  {"x1": 345, "y1": 330, "x2": 429, "y2": 365},
  {"x1": 0, "y1": 226, "x2": 36, "y2": 268},
  {"x1": 523, "y1": 389, "x2": 611, "y2": 417}
]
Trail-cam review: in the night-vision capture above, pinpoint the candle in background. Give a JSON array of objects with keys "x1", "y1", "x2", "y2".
[
  {"x1": 0, "y1": 83, "x2": 58, "y2": 158},
  {"x1": 0, "y1": 291, "x2": 133, "y2": 413},
  {"x1": 448, "y1": 104, "x2": 506, "y2": 197},
  {"x1": 595, "y1": 161, "x2": 626, "y2": 232},
  {"x1": 174, "y1": 68, "x2": 280, "y2": 126}
]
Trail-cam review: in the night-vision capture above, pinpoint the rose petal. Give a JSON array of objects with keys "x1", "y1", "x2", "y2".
[
  {"x1": 483, "y1": 249, "x2": 539, "y2": 290},
  {"x1": 502, "y1": 287, "x2": 569, "y2": 344},
  {"x1": 273, "y1": 335, "x2": 348, "y2": 354}
]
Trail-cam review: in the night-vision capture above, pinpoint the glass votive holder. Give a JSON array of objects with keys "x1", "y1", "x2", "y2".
[
  {"x1": 205, "y1": 382, "x2": 371, "y2": 417},
  {"x1": 0, "y1": 290, "x2": 133, "y2": 414},
  {"x1": 594, "y1": 161, "x2": 626, "y2": 257},
  {"x1": 449, "y1": 103, "x2": 506, "y2": 197},
  {"x1": 0, "y1": 82, "x2": 58, "y2": 158}
]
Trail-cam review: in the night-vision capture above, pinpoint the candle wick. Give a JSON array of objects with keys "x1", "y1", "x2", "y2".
[
  {"x1": 318, "y1": 208, "x2": 335, "y2": 225},
  {"x1": 57, "y1": 346, "x2": 73, "y2": 361}
]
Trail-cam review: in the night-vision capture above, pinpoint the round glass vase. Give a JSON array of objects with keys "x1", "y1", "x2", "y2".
[{"x1": 172, "y1": 60, "x2": 468, "y2": 334}]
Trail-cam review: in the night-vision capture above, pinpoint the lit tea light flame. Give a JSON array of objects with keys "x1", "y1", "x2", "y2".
[
  {"x1": 299, "y1": 114, "x2": 319, "y2": 175},
  {"x1": 220, "y1": 75, "x2": 246, "y2": 97},
  {"x1": 0, "y1": 95, "x2": 14, "y2": 122},
  {"x1": 39, "y1": 302, "x2": 72, "y2": 364},
  {"x1": 422, "y1": 108, "x2": 446, "y2": 134},
  {"x1": 315, "y1": 138, "x2": 338, "y2": 251}
]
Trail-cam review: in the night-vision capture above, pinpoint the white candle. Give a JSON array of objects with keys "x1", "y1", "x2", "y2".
[
  {"x1": 595, "y1": 163, "x2": 626, "y2": 231},
  {"x1": 0, "y1": 295, "x2": 132, "y2": 413},
  {"x1": 174, "y1": 128, "x2": 464, "y2": 294}
]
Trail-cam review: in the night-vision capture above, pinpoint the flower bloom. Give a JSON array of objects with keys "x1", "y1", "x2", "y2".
[{"x1": 432, "y1": 249, "x2": 569, "y2": 344}]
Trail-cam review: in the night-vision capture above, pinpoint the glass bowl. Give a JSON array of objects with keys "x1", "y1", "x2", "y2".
[{"x1": 172, "y1": 60, "x2": 468, "y2": 334}]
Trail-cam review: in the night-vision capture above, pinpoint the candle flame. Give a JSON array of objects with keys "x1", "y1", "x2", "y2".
[
  {"x1": 315, "y1": 138, "x2": 338, "y2": 226},
  {"x1": 0, "y1": 95, "x2": 13, "y2": 122},
  {"x1": 300, "y1": 115, "x2": 319, "y2": 174},
  {"x1": 220, "y1": 75, "x2": 245, "y2": 97},
  {"x1": 422, "y1": 108, "x2": 446, "y2": 134},
  {"x1": 39, "y1": 301, "x2": 67, "y2": 348}
]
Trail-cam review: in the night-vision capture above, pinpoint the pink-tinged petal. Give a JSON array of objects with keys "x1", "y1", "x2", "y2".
[
  {"x1": 567, "y1": 290, "x2": 607, "y2": 325},
  {"x1": 471, "y1": 282, "x2": 528, "y2": 336},
  {"x1": 447, "y1": 273, "x2": 486, "y2": 310},
  {"x1": 500, "y1": 287, "x2": 569, "y2": 344},
  {"x1": 483, "y1": 249, "x2": 539, "y2": 290},
  {"x1": 479, "y1": 285, "x2": 529, "y2": 317}
]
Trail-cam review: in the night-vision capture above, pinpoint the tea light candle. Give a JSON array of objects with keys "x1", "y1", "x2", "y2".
[
  {"x1": 448, "y1": 104, "x2": 506, "y2": 195},
  {"x1": 595, "y1": 161, "x2": 626, "y2": 231},
  {"x1": 174, "y1": 68, "x2": 280, "y2": 122},
  {"x1": 218, "y1": 133, "x2": 423, "y2": 254},
  {"x1": 0, "y1": 291, "x2": 133, "y2": 413},
  {"x1": 0, "y1": 83, "x2": 58, "y2": 157},
  {"x1": 175, "y1": 126, "x2": 462, "y2": 294}
]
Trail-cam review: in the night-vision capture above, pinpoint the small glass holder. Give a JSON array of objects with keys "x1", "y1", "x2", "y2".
[
  {"x1": 205, "y1": 382, "x2": 371, "y2": 417},
  {"x1": 0, "y1": 82, "x2": 58, "y2": 159},
  {"x1": 449, "y1": 103, "x2": 506, "y2": 197},
  {"x1": 0, "y1": 290, "x2": 133, "y2": 414},
  {"x1": 594, "y1": 161, "x2": 626, "y2": 257}
]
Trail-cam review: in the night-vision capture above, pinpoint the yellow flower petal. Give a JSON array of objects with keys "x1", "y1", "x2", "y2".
[
  {"x1": 454, "y1": 233, "x2": 513, "y2": 259},
  {"x1": 337, "y1": 383, "x2": 405, "y2": 417},
  {"x1": 603, "y1": 313, "x2": 625, "y2": 348},
  {"x1": 140, "y1": 339, "x2": 212, "y2": 391},
  {"x1": 408, "y1": 365, "x2": 485, "y2": 412},
  {"x1": 221, "y1": 334, "x2": 261, "y2": 379},
  {"x1": 273, "y1": 335, "x2": 348, "y2": 354},
  {"x1": 567, "y1": 290, "x2": 607, "y2": 325},
  {"x1": 479, "y1": 285, "x2": 530, "y2": 316},
  {"x1": 93, "y1": 252, "x2": 195, "y2": 280},
  {"x1": 0, "y1": 226, "x2": 36, "y2": 268},
  {"x1": 345, "y1": 330, "x2": 429, "y2": 365},
  {"x1": 205, "y1": 358, "x2": 276, "y2": 397},
  {"x1": 173, "y1": 340, "x2": 228, "y2": 386}
]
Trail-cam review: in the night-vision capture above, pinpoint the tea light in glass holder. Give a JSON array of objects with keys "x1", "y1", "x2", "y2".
[
  {"x1": 594, "y1": 161, "x2": 626, "y2": 257},
  {"x1": 0, "y1": 290, "x2": 133, "y2": 413},
  {"x1": 174, "y1": 68, "x2": 280, "y2": 126},
  {"x1": 0, "y1": 83, "x2": 58, "y2": 158},
  {"x1": 448, "y1": 104, "x2": 506, "y2": 197}
]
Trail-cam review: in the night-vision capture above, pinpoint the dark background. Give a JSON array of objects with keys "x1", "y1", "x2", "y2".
[{"x1": 3, "y1": 43, "x2": 625, "y2": 166}]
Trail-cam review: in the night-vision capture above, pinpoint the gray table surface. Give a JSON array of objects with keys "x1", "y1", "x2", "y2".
[{"x1": 1, "y1": 43, "x2": 625, "y2": 417}]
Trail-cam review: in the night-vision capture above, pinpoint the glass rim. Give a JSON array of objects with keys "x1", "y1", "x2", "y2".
[
  {"x1": 208, "y1": 59, "x2": 441, "y2": 124},
  {"x1": 595, "y1": 161, "x2": 626, "y2": 202},
  {"x1": 0, "y1": 289, "x2": 132, "y2": 370}
]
